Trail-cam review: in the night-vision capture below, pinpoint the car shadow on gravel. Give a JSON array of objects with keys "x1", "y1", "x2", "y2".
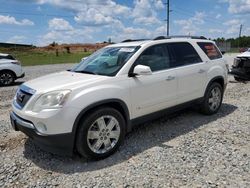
[
  {"x1": 0, "y1": 81, "x2": 24, "y2": 88},
  {"x1": 23, "y1": 103, "x2": 237, "y2": 174}
]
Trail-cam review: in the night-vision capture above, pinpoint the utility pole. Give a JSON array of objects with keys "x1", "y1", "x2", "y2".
[
  {"x1": 164, "y1": 0, "x2": 170, "y2": 36},
  {"x1": 167, "y1": 0, "x2": 170, "y2": 36},
  {"x1": 238, "y1": 24, "x2": 243, "y2": 50}
]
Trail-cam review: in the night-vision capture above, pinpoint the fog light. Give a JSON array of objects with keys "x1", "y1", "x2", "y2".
[{"x1": 35, "y1": 122, "x2": 47, "y2": 133}]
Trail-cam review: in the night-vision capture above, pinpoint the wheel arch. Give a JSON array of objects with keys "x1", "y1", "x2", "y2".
[
  {"x1": 71, "y1": 99, "x2": 131, "y2": 151},
  {"x1": 204, "y1": 76, "x2": 225, "y2": 97},
  {"x1": 0, "y1": 69, "x2": 17, "y2": 78}
]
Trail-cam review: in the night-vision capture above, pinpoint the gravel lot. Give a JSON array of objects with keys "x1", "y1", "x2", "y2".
[{"x1": 0, "y1": 55, "x2": 249, "y2": 187}]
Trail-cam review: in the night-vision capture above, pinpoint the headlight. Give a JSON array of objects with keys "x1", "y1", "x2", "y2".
[
  {"x1": 233, "y1": 58, "x2": 240, "y2": 67},
  {"x1": 31, "y1": 90, "x2": 71, "y2": 112}
]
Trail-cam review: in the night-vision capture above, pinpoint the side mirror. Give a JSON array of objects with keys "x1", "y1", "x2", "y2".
[
  {"x1": 221, "y1": 51, "x2": 226, "y2": 55},
  {"x1": 133, "y1": 65, "x2": 152, "y2": 76}
]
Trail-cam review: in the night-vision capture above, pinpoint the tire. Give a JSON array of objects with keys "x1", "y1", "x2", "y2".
[
  {"x1": 200, "y1": 82, "x2": 223, "y2": 115},
  {"x1": 0, "y1": 71, "x2": 15, "y2": 86},
  {"x1": 76, "y1": 107, "x2": 126, "y2": 160}
]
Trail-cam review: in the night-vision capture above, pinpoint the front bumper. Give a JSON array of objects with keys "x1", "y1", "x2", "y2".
[
  {"x1": 17, "y1": 72, "x2": 25, "y2": 79},
  {"x1": 230, "y1": 67, "x2": 250, "y2": 80},
  {"x1": 10, "y1": 112, "x2": 74, "y2": 156}
]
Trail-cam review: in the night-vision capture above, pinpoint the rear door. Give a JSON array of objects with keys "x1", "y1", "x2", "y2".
[{"x1": 168, "y1": 42, "x2": 208, "y2": 104}]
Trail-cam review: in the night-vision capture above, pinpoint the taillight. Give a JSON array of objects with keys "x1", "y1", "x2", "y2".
[{"x1": 11, "y1": 61, "x2": 21, "y2": 65}]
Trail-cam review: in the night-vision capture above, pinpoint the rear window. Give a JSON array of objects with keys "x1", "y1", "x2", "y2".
[{"x1": 197, "y1": 42, "x2": 222, "y2": 60}]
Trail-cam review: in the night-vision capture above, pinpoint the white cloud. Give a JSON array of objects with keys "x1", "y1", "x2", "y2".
[
  {"x1": 215, "y1": 14, "x2": 221, "y2": 19},
  {"x1": 49, "y1": 18, "x2": 73, "y2": 31},
  {"x1": 244, "y1": 27, "x2": 250, "y2": 35},
  {"x1": 33, "y1": 0, "x2": 131, "y2": 27},
  {"x1": 174, "y1": 12, "x2": 205, "y2": 35},
  {"x1": 132, "y1": 0, "x2": 162, "y2": 26},
  {"x1": 223, "y1": 19, "x2": 242, "y2": 26},
  {"x1": 0, "y1": 15, "x2": 34, "y2": 26},
  {"x1": 133, "y1": 16, "x2": 161, "y2": 25},
  {"x1": 74, "y1": 8, "x2": 116, "y2": 26},
  {"x1": 209, "y1": 29, "x2": 223, "y2": 33},
  {"x1": 7, "y1": 35, "x2": 26, "y2": 43},
  {"x1": 38, "y1": 18, "x2": 97, "y2": 45},
  {"x1": 220, "y1": 0, "x2": 250, "y2": 14},
  {"x1": 223, "y1": 19, "x2": 243, "y2": 34},
  {"x1": 155, "y1": 0, "x2": 165, "y2": 9},
  {"x1": 39, "y1": 28, "x2": 94, "y2": 46},
  {"x1": 12, "y1": 0, "x2": 166, "y2": 44}
]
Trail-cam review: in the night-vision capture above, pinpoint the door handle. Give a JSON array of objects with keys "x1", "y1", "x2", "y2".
[
  {"x1": 198, "y1": 69, "x2": 206, "y2": 74},
  {"x1": 166, "y1": 76, "x2": 175, "y2": 81}
]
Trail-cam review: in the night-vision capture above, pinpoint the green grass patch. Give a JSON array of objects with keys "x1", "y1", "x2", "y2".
[{"x1": 1, "y1": 49, "x2": 92, "y2": 66}]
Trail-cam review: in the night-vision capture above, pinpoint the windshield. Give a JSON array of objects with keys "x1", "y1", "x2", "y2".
[{"x1": 72, "y1": 46, "x2": 140, "y2": 76}]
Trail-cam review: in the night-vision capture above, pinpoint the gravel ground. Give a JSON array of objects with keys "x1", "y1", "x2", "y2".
[{"x1": 0, "y1": 56, "x2": 249, "y2": 187}]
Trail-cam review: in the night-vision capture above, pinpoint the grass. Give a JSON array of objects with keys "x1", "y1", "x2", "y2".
[{"x1": 1, "y1": 49, "x2": 92, "y2": 66}]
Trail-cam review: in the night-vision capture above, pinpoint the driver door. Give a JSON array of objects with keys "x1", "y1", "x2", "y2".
[{"x1": 129, "y1": 44, "x2": 178, "y2": 119}]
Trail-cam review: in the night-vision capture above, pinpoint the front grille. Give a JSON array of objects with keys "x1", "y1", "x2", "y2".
[
  {"x1": 14, "y1": 85, "x2": 36, "y2": 109},
  {"x1": 16, "y1": 89, "x2": 33, "y2": 108}
]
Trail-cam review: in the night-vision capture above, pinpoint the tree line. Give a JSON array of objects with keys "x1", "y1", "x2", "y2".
[{"x1": 214, "y1": 36, "x2": 250, "y2": 48}]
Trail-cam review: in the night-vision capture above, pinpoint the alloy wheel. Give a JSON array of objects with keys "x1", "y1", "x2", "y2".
[
  {"x1": 0, "y1": 72, "x2": 14, "y2": 85},
  {"x1": 208, "y1": 87, "x2": 222, "y2": 111},
  {"x1": 87, "y1": 115, "x2": 121, "y2": 154}
]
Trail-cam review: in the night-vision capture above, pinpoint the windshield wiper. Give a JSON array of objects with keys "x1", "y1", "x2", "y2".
[{"x1": 73, "y1": 70, "x2": 97, "y2": 75}]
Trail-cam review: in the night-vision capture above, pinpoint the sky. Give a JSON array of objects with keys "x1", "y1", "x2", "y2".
[{"x1": 0, "y1": 0, "x2": 250, "y2": 46}]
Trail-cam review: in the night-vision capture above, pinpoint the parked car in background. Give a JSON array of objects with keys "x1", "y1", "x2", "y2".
[
  {"x1": 239, "y1": 48, "x2": 248, "y2": 53},
  {"x1": 0, "y1": 53, "x2": 25, "y2": 86},
  {"x1": 231, "y1": 48, "x2": 250, "y2": 81},
  {"x1": 10, "y1": 36, "x2": 228, "y2": 160}
]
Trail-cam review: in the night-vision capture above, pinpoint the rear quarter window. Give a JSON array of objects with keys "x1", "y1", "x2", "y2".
[{"x1": 197, "y1": 42, "x2": 222, "y2": 60}]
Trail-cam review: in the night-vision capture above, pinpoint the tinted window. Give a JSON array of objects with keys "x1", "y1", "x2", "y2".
[
  {"x1": 0, "y1": 55, "x2": 15, "y2": 60},
  {"x1": 168, "y1": 42, "x2": 202, "y2": 67},
  {"x1": 134, "y1": 44, "x2": 170, "y2": 72},
  {"x1": 197, "y1": 42, "x2": 222, "y2": 60}
]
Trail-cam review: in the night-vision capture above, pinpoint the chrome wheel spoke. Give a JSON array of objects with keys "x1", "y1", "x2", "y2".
[
  {"x1": 87, "y1": 115, "x2": 121, "y2": 154},
  {"x1": 96, "y1": 117, "x2": 106, "y2": 130},
  {"x1": 109, "y1": 130, "x2": 120, "y2": 140},
  {"x1": 93, "y1": 139, "x2": 103, "y2": 150},
  {"x1": 103, "y1": 138, "x2": 111, "y2": 148},
  {"x1": 208, "y1": 98, "x2": 213, "y2": 104},
  {"x1": 88, "y1": 130, "x2": 100, "y2": 139},
  {"x1": 106, "y1": 118, "x2": 116, "y2": 131}
]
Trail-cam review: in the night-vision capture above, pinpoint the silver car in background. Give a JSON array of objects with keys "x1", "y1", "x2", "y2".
[{"x1": 0, "y1": 53, "x2": 25, "y2": 86}]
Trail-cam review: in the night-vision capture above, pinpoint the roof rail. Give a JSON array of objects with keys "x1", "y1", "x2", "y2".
[
  {"x1": 121, "y1": 39, "x2": 147, "y2": 43},
  {"x1": 153, "y1": 36, "x2": 171, "y2": 40},
  {"x1": 154, "y1": 35, "x2": 207, "y2": 40}
]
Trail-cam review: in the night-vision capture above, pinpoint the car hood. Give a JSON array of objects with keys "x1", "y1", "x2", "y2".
[
  {"x1": 23, "y1": 71, "x2": 109, "y2": 93},
  {"x1": 237, "y1": 51, "x2": 250, "y2": 58}
]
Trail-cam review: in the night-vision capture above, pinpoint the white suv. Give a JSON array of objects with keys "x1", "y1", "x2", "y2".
[
  {"x1": 10, "y1": 36, "x2": 228, "y2": 159},
  {"x1": 0, "y1": 53, "x2": 25, "y2": 86}
]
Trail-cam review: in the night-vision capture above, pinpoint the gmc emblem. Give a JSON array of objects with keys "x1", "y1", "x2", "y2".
[{"x1": 17, "y1": 91, "x2": 25, "y2": 103}]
